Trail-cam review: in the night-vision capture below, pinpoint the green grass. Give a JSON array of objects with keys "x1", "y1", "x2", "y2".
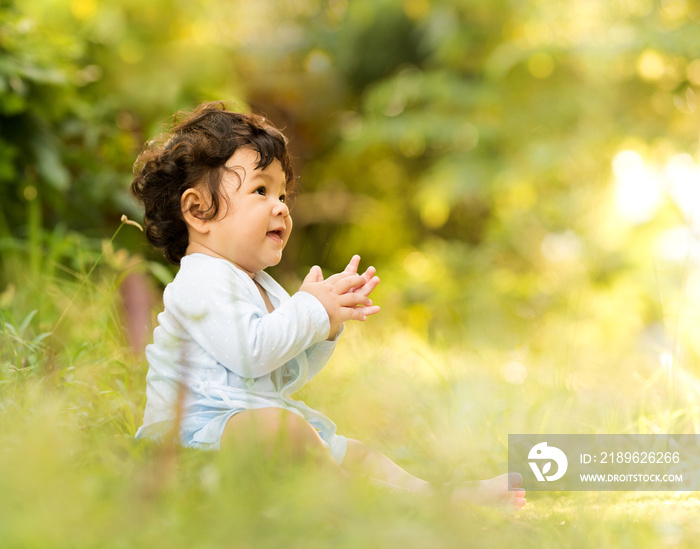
[{"x1": 2, "y1": 241, "x2": 700, "y2": 549}]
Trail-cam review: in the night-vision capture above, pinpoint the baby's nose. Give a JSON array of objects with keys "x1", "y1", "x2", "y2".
[{"x1": 274, "y1": 202, "x2": 290, "y2": 216}]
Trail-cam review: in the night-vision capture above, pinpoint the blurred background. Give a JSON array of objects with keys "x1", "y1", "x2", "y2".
[
  {"x1": 3, "y1": 0, "x2": 700, "y2": 544},
  {"x1": 4, "y1": 0, "x2": 700, "y2": 485}
]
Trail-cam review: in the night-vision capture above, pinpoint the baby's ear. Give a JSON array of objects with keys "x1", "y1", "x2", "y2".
[{"x1": 181, "y1": 188, "x2": 211, "y2": 234}]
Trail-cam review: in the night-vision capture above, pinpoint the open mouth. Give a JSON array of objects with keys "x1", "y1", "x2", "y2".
[{"x1": 266, "y1": 229, "x2": 284, "y2": 242}]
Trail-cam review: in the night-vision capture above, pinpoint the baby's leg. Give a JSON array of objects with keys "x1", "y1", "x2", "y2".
[
  {"x1": 342, "y1": 438, "x2": 432, "y2": 494},
  {"x1": 342, "y1": 439, "x2": 526, "y2": 508},
  {"x1": 222, "y1": 417, "x2": 526, "y2": 509},
  {"x1": 221, "y1": 407, "x2": 341, "y2": 471}
]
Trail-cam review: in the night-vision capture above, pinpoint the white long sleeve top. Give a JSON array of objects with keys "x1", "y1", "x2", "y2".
[{"x1": 135, "y1": 253, "x2": 347, "y2": 462}]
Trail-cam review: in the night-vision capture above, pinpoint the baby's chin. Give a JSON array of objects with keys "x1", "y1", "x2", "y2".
[{"x1": 263, "y1": 252, "x2": 285, "y2": 270}]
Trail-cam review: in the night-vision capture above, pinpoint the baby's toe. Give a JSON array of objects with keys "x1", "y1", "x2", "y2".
[{"x1": 508, "y1": 472, "x2": 523, "y2": 489}]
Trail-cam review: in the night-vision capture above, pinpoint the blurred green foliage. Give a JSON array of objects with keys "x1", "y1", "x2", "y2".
[
  {"x1": 3, "y1": 0, "x2": 700, "y2": 403},
  {"x1": 2, "y1": 0, "x2": 700, "y2": 395},
  {"x1": 2, "y1": 0, "x2": 699, "y2": 329},
  {"x1": 3, "y1": 0, "x2": 700, "y2": 544}
]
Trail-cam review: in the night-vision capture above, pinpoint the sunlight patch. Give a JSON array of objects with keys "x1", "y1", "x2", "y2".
[{"x1": 613, "y1": 150, "x2": 662, "y2": 224}]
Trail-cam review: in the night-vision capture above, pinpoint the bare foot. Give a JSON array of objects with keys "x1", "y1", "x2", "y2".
[{"x1": 450, "y1": 472, "x2": 526, "y2": 509}]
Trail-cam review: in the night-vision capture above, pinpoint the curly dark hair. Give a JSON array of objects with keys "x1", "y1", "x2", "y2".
[{"x1": 130, "y1": 101, "x2": 295, "y2": 264}]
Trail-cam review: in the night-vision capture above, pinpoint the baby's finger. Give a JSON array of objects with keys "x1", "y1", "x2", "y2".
[
  {"x1": 303, "y1": 265, "x2": 323, "y2": 285},
  {"x1": 338, "y1": 291, "x2": 373, "y2": 308},
  {"x1": 356, "y1": 275, "x2": 380, "y2": 297},
  {"x1": 362, "y1": 265, "x2": 376, "y2": 279},
  {"x1": 327, "y1": 256, "x2": 363, "y2": 285},
  {"x1": 349, "y1": 266, "x2": 375, "y2": 292},
  {"x1": 354, "y1": 305, "x2": 381, "y2": 316},
  {"x1": 339, "y1": 307, "x2": 368, "y2": 322},
  {"x1": 344, "y1": 255, "x2": 361, "y2": 274},
  {"x1": 333, "y1": 274, "x2": 367, "y2": 294},
  {"x1": 326, "y1": 272, "x2": 349, "y2": 284}
]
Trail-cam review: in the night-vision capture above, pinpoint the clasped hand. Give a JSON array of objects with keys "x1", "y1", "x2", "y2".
[{"x1": 299, "y1": 255, "x2": 381, "y2": 340}]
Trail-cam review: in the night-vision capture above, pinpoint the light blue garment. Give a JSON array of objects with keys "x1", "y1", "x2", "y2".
[{"x1": 135, "y1": 253, "x2": 347, "y2": 464}]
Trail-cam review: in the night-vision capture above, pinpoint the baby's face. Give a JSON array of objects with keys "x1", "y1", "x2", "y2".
[{"x1": 205, "y1": 147, "x2": 292, "y2": 276}]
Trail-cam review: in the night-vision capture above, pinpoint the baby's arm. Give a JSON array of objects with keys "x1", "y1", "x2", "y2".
[
  {"x1": 167, "y1": 262, "x2": 336, "y2": 379},
  {"x1": 299, "y1": 255, "x2": 381, "y2": 340}
]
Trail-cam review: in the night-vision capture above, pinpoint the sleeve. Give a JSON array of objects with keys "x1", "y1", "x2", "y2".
[
  {"x1": 165, "y1": 262, "x2": 331, "y2": 378},
  {"x1": 305, "y1": 324, "x2": 343, "y2": 382}
]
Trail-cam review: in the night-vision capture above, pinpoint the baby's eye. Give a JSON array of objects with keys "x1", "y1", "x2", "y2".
[
  {"x1": 254, "y1": 186, "x2": 266, "y2": 196},
  {"x1": 279, "y1": 194, "x2": 286, "y2": 203}
]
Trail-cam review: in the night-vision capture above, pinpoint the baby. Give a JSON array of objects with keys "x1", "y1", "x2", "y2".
[{"x1": 131, "y1": 101, "x2": 525, "y2": 507}]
